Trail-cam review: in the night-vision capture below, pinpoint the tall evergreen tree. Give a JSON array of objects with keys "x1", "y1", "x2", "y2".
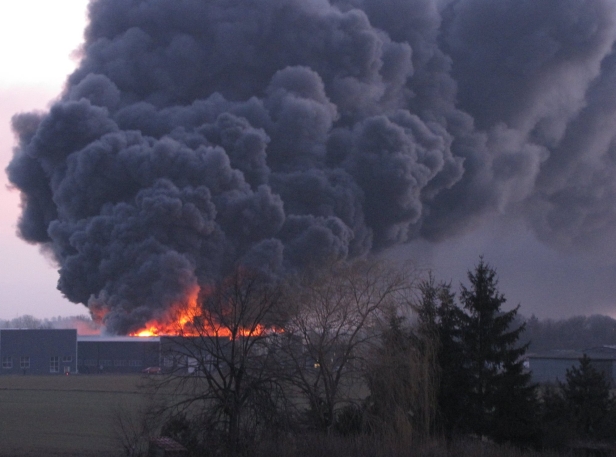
[
  {"x1": 561, "y1": 355, "x2": 615, "y2": 440},
  {"x1": 414, "y1": 260, "x2": 538, "y2": 444},
  {"x1": 458, "y1": 258, "x2": 538, "y2": 444}
]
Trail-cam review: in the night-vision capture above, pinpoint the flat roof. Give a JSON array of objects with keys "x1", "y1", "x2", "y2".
[
  {"x1": 77, "y1": 335, "x2": 160, "y2": 343},
  {"x1": 0, "y1": 328, "x2": 76, "y2": 331},
  {"x1": 528, "y1": 350, "x2": 584, "y2": 360},
  {"x1": 528, "y1": 346, "x2": 616, "y2": 360}
]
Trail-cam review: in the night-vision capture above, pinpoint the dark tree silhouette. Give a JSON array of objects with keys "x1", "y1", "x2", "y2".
[
  {"x1": 413, "y1": 274, "x2": 467, "y2": 438},
  {"x1": 152, "y1": 268, "x2": 288, "y2": 456},
  {"x1": 280, "y1": 259, "x2": 413, "y2": 434},
  {"x1": 459, "y1": 258, "x2": 537, "y2": 444},
  {"x1": 561, "y1": 355, "x2": 615, "y2": 440}
]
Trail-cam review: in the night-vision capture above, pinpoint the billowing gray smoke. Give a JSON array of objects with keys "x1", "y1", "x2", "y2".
[{"x1": 7, "y1": 0, "x2": 616, "y2": 333}]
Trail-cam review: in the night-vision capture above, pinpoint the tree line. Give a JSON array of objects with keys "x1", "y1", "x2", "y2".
[
  {"x1": 128, "y1": 257, "x2": 616, "y2": 457},
  {"x1": 0, "y1": 314, "x2": 100, "y2": 334},
  {"x1": 523, "y1": 314, "x2": 616, "y2": 352}
]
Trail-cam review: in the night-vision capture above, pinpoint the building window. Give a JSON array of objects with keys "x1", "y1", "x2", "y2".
[
  {"x1": 50, "y1": 356, "x2": 59, "y2": 373},
  {"x1": 84, "y1": 359, "x2": 97, "y2": 367},
  {"x1": 129, "y1": 360, "x2": 143, "y2": 367},
  {"x1": 2, "y1": 357, "x2": 12, "y2": 369},
  {"x1": 20, "y1": 357, "x2": 30, "y2": 369},
  {"x1": 62, "y1": 356, "x2": 72, "y2": 363}
]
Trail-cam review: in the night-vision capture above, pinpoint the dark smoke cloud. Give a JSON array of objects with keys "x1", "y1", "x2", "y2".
[{"x1": 7, "y1": 0, "x2": 616, "y2": 333}]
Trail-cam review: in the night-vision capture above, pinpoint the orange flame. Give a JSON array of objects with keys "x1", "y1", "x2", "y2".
[
  {"x1": 128, "y1": 286, "x2": 282, "y2": 339},
  {"x1": 129, "y1": 286, "x2": 201, "y2": 337}
]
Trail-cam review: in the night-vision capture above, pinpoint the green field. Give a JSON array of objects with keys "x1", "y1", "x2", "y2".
[{"x1": 0, "y1": 375, "x2": 152, "y2": 457}]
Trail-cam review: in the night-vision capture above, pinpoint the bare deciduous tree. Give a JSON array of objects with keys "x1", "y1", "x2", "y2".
[
  {"x1": 151, "y1": 268, "x2": 289, "y2": 456},
  {"x1": 277, "y1": 259, "x2": 415, "y2": 434},
  {"x1": 111, "y1": 400, "x2": 161, "y2": 457},
  {"x1": 364, "y1": 311, "x2": 440, "y2": 440}
]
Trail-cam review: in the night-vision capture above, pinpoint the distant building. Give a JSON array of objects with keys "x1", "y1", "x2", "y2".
[
  {"x1": 77, "y1": 336, "x2": 160, "y2": 374},
  {"x1": 0, "y1": 330, "x2": 309, "y2": 376},
  {"x1": 0, "y1": 329, "x2": 77, "y2": 375},
  {"x1": 0, "y1": 330, "x2": 162, "y2": 375},
  {"x1": 528, "y1": 346, "x2": 616, "y2": 385}
]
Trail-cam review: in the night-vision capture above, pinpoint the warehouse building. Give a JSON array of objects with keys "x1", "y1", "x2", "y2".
[
  {"x1": 5, "y1": 329, "x2": 616, "y2": 383},
  {"x1": 77, "y1": 336, "x2": 160, "y2": 374},
  {"x1": 527, "y1": 346, "x2": 616, "y2": 385},
  {"x1": 0, "y1": 329, "x2": 161, "y2": 375},
  {"x1": 0, "y1": 329, "x2": 77, "y2": 375}
]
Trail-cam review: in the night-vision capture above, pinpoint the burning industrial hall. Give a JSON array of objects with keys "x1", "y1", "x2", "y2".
[{"x1": 0, "y1": 260, "x2": 412, "y2": 377}]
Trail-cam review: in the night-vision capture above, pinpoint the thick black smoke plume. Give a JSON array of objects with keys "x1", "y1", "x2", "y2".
[{"x1": 7, "y1": 0, "x2": 616, "y2": 333}]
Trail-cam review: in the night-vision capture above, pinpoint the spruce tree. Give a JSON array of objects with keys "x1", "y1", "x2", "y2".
[
  {"x1": 459, "y1": 258, "x2": 538, "y2": 444},
  {"x1": 561, "y1": 355, "x2": 614, "y2": 439}
]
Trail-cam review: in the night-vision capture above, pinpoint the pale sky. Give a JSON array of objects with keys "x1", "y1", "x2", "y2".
[
  {"x1": 0, "y1": 1, "x2": 90, "y2": 319},
  {"x1": 1, "y1": 0, "x2": 615, "y2": 321}
]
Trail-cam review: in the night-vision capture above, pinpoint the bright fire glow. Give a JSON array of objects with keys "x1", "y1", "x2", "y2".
[
  {"x1": 129, "y1": 286, "x2": 201, "y2": 337},
  {"x1": 128, "y1": 286, "x2": 281, "y2": 339}
]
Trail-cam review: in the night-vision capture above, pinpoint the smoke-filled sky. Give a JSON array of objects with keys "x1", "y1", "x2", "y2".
[{"x1": 3, "y1": 0, "x2": 616, "y2": 331}]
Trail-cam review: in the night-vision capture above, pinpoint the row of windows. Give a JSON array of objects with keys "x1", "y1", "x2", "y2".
[
  {"x1": 79, "y1": 359, "x2": 144, "y2": 367},
  {"x1": 2, "y1": 356, "x2": 30, "y2": 369},
  {"x1": 2, "y1": 356, "x2": 71, "y2": 372},
  {"x1": 4, "y1": 355, "x2": 145, "y2": 370}
]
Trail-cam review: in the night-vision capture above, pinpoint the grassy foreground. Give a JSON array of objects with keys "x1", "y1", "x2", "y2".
[
  {"x1": 0, "y1": 374, "x2": 582, "y2": 457},
  {"x1": 253, "y1": 435, "x2": 567, "y2": 457},
  {"x1": 0, "y1": 374, "x2": 151, "y2": 457}
]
